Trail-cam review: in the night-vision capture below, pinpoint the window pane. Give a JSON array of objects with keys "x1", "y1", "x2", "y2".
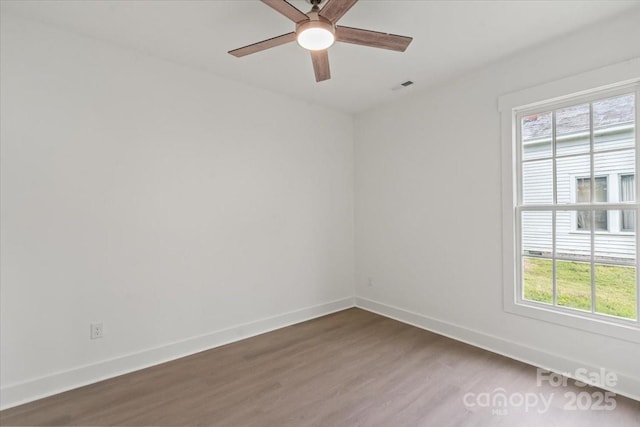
[
  {"x1": 522, "y1": 211, "x2": 552, "y2": 256},
  {"x1": 575, "y1": 177, "x2": 607, "y2": 204},
  {"x1": 556, "y1": 154, "x2": 590, "y2": 204},
  {"x1": 595, "y1": 225, "x2": 637, "y2": 319},
  {"x1": 621, "y1": 174, "x2": 635, "y2": 202},
  {"x1": 556, "y1": 210, "x2": 590, "y2": 258},
  {"x1": 573, "y1": 176, "x2": 608, "y2": 231},
  {"x1": 523, "y1": 159, "x2": 552, "y2": 204},
  {"x1": 595, "y1": 264, "x2": 637, "y2": 320},
  {"x1": 595, "y1": 211, "x2": 635, "y2": 260},
  {"x1": 594, "y1": 149, "x2": 635, "y2": 233},
  {"x1": 522, "y1": 211, "x2": 553, "y2": 305},
  {"x1": 594, "y1": 93, "x2": 635, "y2": 151},
  {"x1": 621, "y1": 174, "x2": 636, "y2": 232},
  {"x1": 594, "y1": 149, "x2": 635, "y2": 177},
  {"x1": 622, "y1": 209, "x2": 636, "y2": 232},
  {"x1": 595, "y1": 177, "x2": 608, "y2": 202},
  {"x1": 557, "y1": 209, "x2": 595, "y2": 314},
  {"x1": 556, "y1": 260, "x2": 592, "y2": 311},
  {"x1": 576, "y1": 178, "x2": 590, "y2": 203},
  {"x1": 595, "y1": 209, "x2": 608, "y2": 231},
  {"x1": 522, "y1": 112, "x2": 552, "y2": 161},
  {"x1": 523, "y1": 257, "x2": 553, "y2": 304},
  {"x1": 576, "y1": 210, "x2": 608, "y2": 232},
  {"x1": 556, "y1": 104, "x2": 590, "y2": 156}
]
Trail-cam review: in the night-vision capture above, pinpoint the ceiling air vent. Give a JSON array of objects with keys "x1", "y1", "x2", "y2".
[{"x1": 391, "y1": 80, "x2": 415, "y2": 91}]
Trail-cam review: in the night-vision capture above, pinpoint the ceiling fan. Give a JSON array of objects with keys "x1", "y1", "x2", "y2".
[{"x1": 228, "y1": 0, "x2": 413, "y2": 82}]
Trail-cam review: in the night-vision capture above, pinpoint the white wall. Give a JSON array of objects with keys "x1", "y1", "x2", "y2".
[
  {"x1": 3, "y1": 4, "x2": 640, "y2": 411},
  {"x1": 355, "y1": 9, "x2": 640, "y2": 397},
  {"x1": 0, "y1": 13, "x2": 354, "y2": 407}
]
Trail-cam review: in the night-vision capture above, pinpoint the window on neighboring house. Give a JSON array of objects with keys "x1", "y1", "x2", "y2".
[
  {"x1": 576, "y1": 176, "x2": 607, "y2": 231},
  {"x1": 516, "y1": 87, "x2": 638, "y2": 324},
  {"x1": 621, "y1": 174, "x2": 635, "y2": 231}
]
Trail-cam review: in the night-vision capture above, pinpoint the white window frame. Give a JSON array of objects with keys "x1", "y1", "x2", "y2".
[{"x1": 499, "y1": 59, "x2": 640, "y2": 343}]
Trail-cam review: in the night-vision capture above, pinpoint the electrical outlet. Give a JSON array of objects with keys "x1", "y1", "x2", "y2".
[
  {"x1": 90, "y1": 322, "x2": 103, "y2": 340},
  {"x1": 368, "y1": 277, "x2": 374, "y2": 287}
]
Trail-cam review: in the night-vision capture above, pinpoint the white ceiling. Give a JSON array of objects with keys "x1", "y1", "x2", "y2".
[{"x1": 2, "y1": 0, "x2": 639, "y2": 114}]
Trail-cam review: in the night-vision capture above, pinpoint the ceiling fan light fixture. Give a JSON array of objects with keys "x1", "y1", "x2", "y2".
[
  {"x1": 296, "y1": 20, "x2": 335, "y2": 51},
  {"x1": 228, "y1": 0, "x2": 413, "y2": 82}
]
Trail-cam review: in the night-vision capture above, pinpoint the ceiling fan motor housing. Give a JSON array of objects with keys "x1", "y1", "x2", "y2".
[{"x1": 296, "y1": 14, "x2": 335, "y2": 38}]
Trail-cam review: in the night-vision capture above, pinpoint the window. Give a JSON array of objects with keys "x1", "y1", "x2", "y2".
[
  {"x1": 621, "y1": 174, "x2": 635, "y2": 231},
  {"x1": 576, "y1": 176, "x2": 607, "y2": 231},
  {"x1": 500, "y1": 65, "x2": 640, "y2": 341},
  {"x1": 518, "y1": 91, "x2": 637, "y2": 321}
]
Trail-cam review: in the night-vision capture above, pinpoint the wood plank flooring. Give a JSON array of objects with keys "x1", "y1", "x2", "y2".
[{"x1": 1, "y1": 308, "x2": 639, "y2": 426}]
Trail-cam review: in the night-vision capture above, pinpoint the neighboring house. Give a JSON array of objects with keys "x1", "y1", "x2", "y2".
[{"x1": 521, "y1": 94, "x2": 635, "y2": 263}]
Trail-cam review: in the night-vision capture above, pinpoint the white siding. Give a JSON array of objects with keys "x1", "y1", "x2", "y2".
[{"x1": 522, "y1": 128, "x2": 635, "y2": 261}]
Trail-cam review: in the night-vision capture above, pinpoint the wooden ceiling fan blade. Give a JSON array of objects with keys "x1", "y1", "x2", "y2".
[
  {"x1": 319, "y1": 0, "x2": 358, "y2": 24},
  {"x1": 311, "y1": 50, "x2": 331, "y2": 82},
  {"x1": 228, "y1": 32, "x2": 296, "y2": 57},
  {"x1": 335, "y1": 26, "x2": 413, "y2": 52},
  {"x1": 261, "y1": 0, "x2": 308, "y2": 23}
]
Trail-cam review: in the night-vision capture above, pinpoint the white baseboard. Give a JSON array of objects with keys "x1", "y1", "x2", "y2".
[
  {"x1": 355, "y1": 297, "x2": 640, "y2": 402},
  {"x1": 4, "y1": 295, "x2": 637, "y2": 411},
  {"x1": 0, "y1": 297, "x2": 355, "y2": 411}
]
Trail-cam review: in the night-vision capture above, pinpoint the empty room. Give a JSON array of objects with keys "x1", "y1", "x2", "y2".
[{"x1": 1, "y1": 0, "x2": 640, "y2": 425}]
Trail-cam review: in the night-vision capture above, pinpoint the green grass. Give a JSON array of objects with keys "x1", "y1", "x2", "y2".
[{"x1": 523, "y1": 257, "x2": 637, "y2": 319}]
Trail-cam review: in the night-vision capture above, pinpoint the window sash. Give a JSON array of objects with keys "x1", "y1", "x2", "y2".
[{"x1": 515, "y1": 87, "x2": 638, "y2": 323}]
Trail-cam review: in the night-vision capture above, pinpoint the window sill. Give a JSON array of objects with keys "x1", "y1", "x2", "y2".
[{"x1": 505, "y1": 299, "x2": 640, "y2": 344}]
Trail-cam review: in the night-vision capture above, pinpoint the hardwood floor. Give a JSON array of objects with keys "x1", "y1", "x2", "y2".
[{"x1": 1, "y1": 308, "x2": 639, "y2": 426}]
